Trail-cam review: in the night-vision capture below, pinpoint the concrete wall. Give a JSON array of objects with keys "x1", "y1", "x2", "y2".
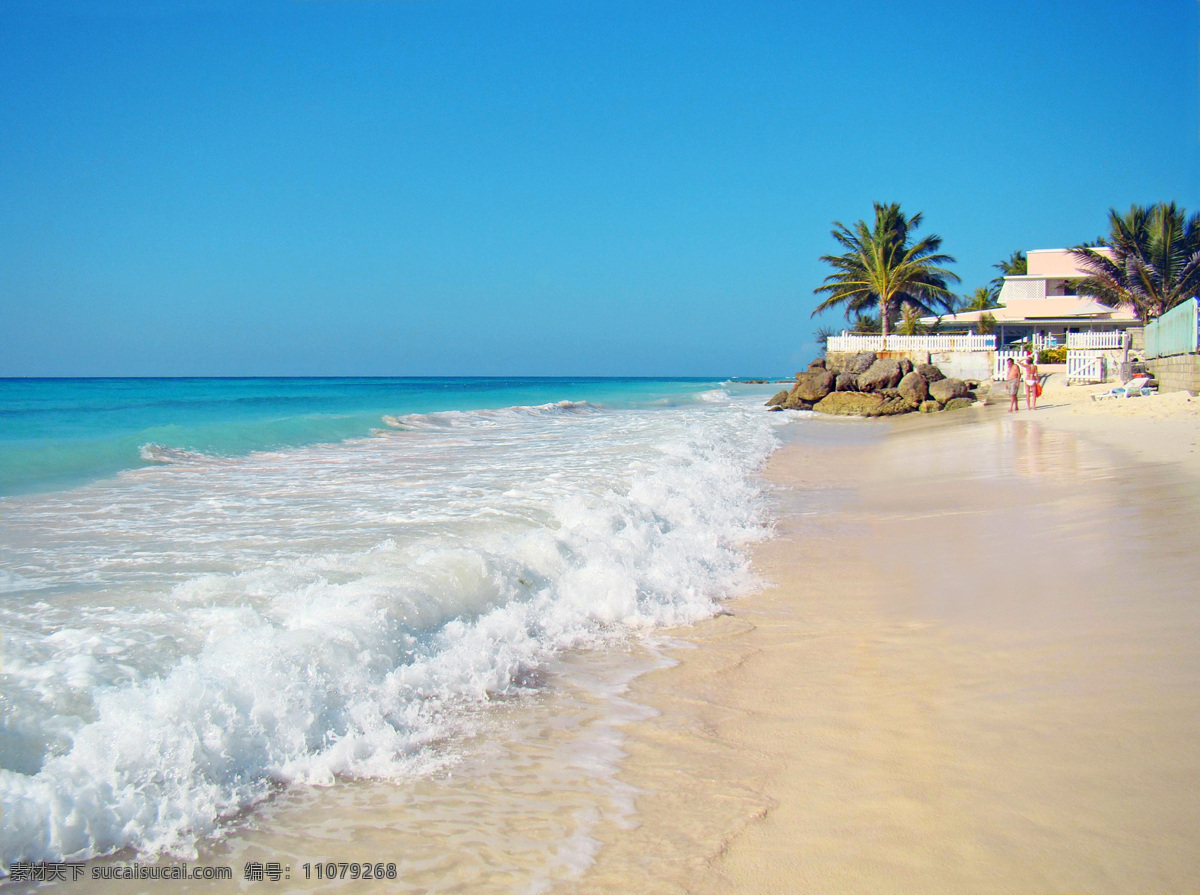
[{"x1": 1146, "y1": 353, "x2": 1200, "y2": 394}]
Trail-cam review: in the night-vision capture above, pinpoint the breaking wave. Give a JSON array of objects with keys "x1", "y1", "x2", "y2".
[{"x1": 0, "y1": 394, "x2": 782, "y2": 866}]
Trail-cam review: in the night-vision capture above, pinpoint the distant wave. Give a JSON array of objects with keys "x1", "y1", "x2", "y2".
[
  {"x1": 381, "y1": 400, "x2": 602, "y2": 431},
  {"x1": 695, "y1": 389, "x2": 731, "y2": 404}
]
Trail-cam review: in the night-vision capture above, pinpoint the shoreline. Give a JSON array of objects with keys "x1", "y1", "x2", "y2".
[{"x1": 578, "y1": 385, "x2": 1200, "y2": 892}]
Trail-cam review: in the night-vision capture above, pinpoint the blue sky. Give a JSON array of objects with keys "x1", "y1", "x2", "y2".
[{"x1": 2, "y1": 0, "x2": 1197, "y2": 376}]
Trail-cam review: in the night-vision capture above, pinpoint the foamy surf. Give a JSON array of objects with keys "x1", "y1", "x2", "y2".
[{"x1": 0, "y1": 390, "x2": 783, "y2": 868}]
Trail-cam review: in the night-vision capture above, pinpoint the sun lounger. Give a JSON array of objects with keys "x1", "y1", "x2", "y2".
[{"x1": 1092, "y1": 377, "x2": 1154, "y2": 400}]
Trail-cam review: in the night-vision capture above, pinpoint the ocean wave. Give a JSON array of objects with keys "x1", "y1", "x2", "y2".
[
  {"x1": 0, "y1": 400, "x2": 778, "y2": 866},
  {"x1": 138, "y1": 443, "x2": 219, "y2": 464},
  {"x1": 381, "y1": 400, "x2": 602, "y2": 430}
]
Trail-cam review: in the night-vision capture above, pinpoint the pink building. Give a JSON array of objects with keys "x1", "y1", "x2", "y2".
[{"x1": 924, "y1": 248, "x2": 1139, "y2": 347}]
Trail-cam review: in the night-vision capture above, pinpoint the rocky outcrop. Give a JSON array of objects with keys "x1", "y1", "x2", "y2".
[
  {"x1": 929, "y1": 377, "x2": 969, "y2": 405},
  {"x1": 858, "y1": 359, "x2": 904, "y2": 392},
  {"x1": 789, "y1": 352, "x2": 985, "y2": 418},
  {"x1": 765, "y1": 390, "x2": 789, "y2": 407},
  {"x1": 916, "y1": 363, "x2": 945, "y2": 383},
  {"x1": 897, "y1": 371, "x2": 929, "y2": 406},
  {"x1": 792, "y1": 370, "x2": 836, "y2": 403}
]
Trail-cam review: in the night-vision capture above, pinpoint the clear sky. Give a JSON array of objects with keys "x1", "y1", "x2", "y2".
[{"x1": 2, "y1": 0, "x2": 1197, "y2": 377}]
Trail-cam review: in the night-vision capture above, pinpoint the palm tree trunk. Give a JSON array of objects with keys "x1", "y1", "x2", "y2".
[{"x1": 879, "y1": 297, "x2": 890, "y2": 340}]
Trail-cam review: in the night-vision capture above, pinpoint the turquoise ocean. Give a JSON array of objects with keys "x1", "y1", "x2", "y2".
[{"x1": 0, "y1": 377, "x2": 790, "y2": 876}]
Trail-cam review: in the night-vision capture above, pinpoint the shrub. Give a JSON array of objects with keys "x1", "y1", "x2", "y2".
[{"x1": 1038, "y1": 347, "x2": 1067, "y2": 364}]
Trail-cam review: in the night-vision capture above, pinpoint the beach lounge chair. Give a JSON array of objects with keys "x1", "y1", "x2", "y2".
[{"x1": 1092, "y1": 377, "x2": 1154, "y2": 400}]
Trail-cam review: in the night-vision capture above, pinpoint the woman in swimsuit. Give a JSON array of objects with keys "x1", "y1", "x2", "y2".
[{"x1": 1022, "y1": 356, "x2": 1039, "y2": 410}]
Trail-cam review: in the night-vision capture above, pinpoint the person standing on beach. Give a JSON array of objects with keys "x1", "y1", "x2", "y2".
[
  {"x1": 1022, "y1": 355, "x2": 1039, "y2": 410},
  {"x1": 1006, "y1": 358, "x2": 1021, "y2": 412}
]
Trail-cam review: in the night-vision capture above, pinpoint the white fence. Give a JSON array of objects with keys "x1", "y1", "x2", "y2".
[
  {"x1": 1067, "y1": 352, "x2": 1105, "y2": 383},
  {"x1": 1067, "y1": 331, "x2": 1126, "y2": 350},
  {"x1": 827, "y1": 332, "x2": 996, "y2": 353},
  {"x1": 993, "y1": 350, "x2": 1026, "y2": 380}
]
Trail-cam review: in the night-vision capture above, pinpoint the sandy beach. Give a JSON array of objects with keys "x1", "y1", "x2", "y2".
[{"x1": 579, "y1": 380, "x2": 1200, "y2": 893}]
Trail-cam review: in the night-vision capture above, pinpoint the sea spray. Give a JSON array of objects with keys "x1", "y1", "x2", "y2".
[{"x1": 0, "y1": 388, "x2": 785, "y2": 866}]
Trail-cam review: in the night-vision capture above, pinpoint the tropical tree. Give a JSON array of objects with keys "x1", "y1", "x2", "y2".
[
  {"x1": 961, "y1": 286, "x2": 998, "y2": 311},
  {"x1": 1069, "y1": 202, "x2": 1200, "y2": 321},
  {"x1": 812, "y1": 202, "x2": 959, "y2": 338},
  {"x1": 896, "y1": 305, "x2": 929, "y2": 335},
  {"x1": 989, "y1": 250, "x2": 1027, "y2": 294}
]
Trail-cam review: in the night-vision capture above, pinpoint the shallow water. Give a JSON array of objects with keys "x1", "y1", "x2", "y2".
[{"x1": 0, "y1": 378, "x2": 797, "y2": 885}]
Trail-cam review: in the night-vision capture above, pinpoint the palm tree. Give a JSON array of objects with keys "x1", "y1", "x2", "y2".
[
  {"x1": 812, "y1": 202, "x2": 959, "y2": 339},
  {"x1": 989, "y1": 250, "x2": 1027, "y2": 294},
  {"x1": 1069, "y1": 203, "x2": 1200, "y2": 321},
  {"x1": 961, "y1": 286, "x2": 997, "y2": 311}
]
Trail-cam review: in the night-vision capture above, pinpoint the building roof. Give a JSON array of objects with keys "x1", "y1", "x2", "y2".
[{"x1": 921, "y1": 296, "x2": 1138, "y2": 326}]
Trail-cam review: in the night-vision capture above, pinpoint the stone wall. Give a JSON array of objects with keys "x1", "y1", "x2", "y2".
[{"x1": 1146, "y1": 353, "x2": 1200, "y2": 394}]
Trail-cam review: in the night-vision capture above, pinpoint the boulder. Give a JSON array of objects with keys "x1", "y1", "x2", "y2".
[
  {"x1": 897, "y1": 371, "x2": 929, "y2": 406},
  {"x1": 846, "y1": 351, "x2": 877, "y2": 374},
  {"x1": 875, "y1": 396, "x2": 915, "y2": 416},
  {"x1": 764, "y1": 390, "x2": 790, "y2": 407},
  {"x1": 916, "y1": 363, "x2": 945, "y2": 383},
  {"x1": 835, "y1": 373, "x2": 859, "y2": 392},
  {"x1": 813, "y1": 392, "x2": 885, "y2": 417},
  {"x1": 791, "y1": 370, "x2": 836, "y2": 402},
  {"x1": 898, "y1": 358, "x2": 914, "y2": 375},
  {"x1": 942, "y1": 396, "x2": 976, "y2": 412},
  {"x1": 929, "y1": 377, "x2": 969, "y2": 405},
  {"x1": 782, "y1": 393, "x2": 814, "y2": 411},
  {"x1": 808, "y1": 358, "x2": 827, "y2": 370},
  {"x1": 858, "y1": 359, "x2": 903, "y2": 392},
  {"x1": 918, "y1": 400, "x2": 940, "y2": 413},
  {"x1": 767, "y1": 405, "x2": 783, "y2": 412}
]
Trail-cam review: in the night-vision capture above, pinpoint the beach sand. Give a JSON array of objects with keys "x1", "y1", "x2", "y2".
[{"x1": 578, "y1": 384, "x2": 1200, "y2": 893}]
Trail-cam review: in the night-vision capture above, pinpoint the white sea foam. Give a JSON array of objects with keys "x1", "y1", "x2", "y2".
[{"x1": 0, "y1": 394, "x2": 781, "y2": 866}]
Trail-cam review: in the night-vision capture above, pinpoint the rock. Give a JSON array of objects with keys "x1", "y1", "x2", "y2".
[
  {"x1": 846, "y1": 351, "x2": 877, "y2": 374},
  {"x1": 791, "y1": 370, "x2": 836, "y2": 403},
  {"x1": 942, "y1": 396, "x2": 976, "y2": 412},
  {"x1": 897, "y1": 371, "x2": 929, "y2": 406},
  {"x1": 858, "y1": 359, "x2": 903, "y2": 392},
  {"x1": 781, "y1": 392, "x2": 814, "y2": 410},
  {"x1": 875, "y1": 396, "x2": 914, "y2": 416},
  {"x1": 767, "y1": 405, "x2": 783, "y2": 412},
  {"x1": 808, "y1": 358, "x2": 826, "y2": 370},
  {"x1": 835, "y1": 373, "x2": 859, "y2": 392},
  {"x1": 918, "y1": 400, "x2": 940, "y2": 413},
  {"x1": 929, "y1": 377, "x2": 969, "y2": 405},
  {"x1": 898, "y1": 358, "x2": 914, "y2": 375},
  {"x1": 765, "y1": 390, "x2": 790, "y2": 407},
  {"x1": 813, "y1": 392, "x2": 885, "y2": 417},
  {"x1": 916, "y1": 363, "x2": 945, "y2": 383}
]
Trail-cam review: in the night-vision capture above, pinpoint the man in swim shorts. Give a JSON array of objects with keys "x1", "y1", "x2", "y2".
[{"x1": 1005, "y1": 357, "x2": 1021, "y2": 412}]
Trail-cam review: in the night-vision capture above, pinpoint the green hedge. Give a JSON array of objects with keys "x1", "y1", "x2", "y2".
[{"x1": 1038, "y1": 347, "x2": 1067, "y2": 364}]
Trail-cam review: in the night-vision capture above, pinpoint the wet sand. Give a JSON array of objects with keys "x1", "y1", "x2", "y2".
[{"x1": 580, "y1": 400, "x2": 1200, "y2": 893}]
